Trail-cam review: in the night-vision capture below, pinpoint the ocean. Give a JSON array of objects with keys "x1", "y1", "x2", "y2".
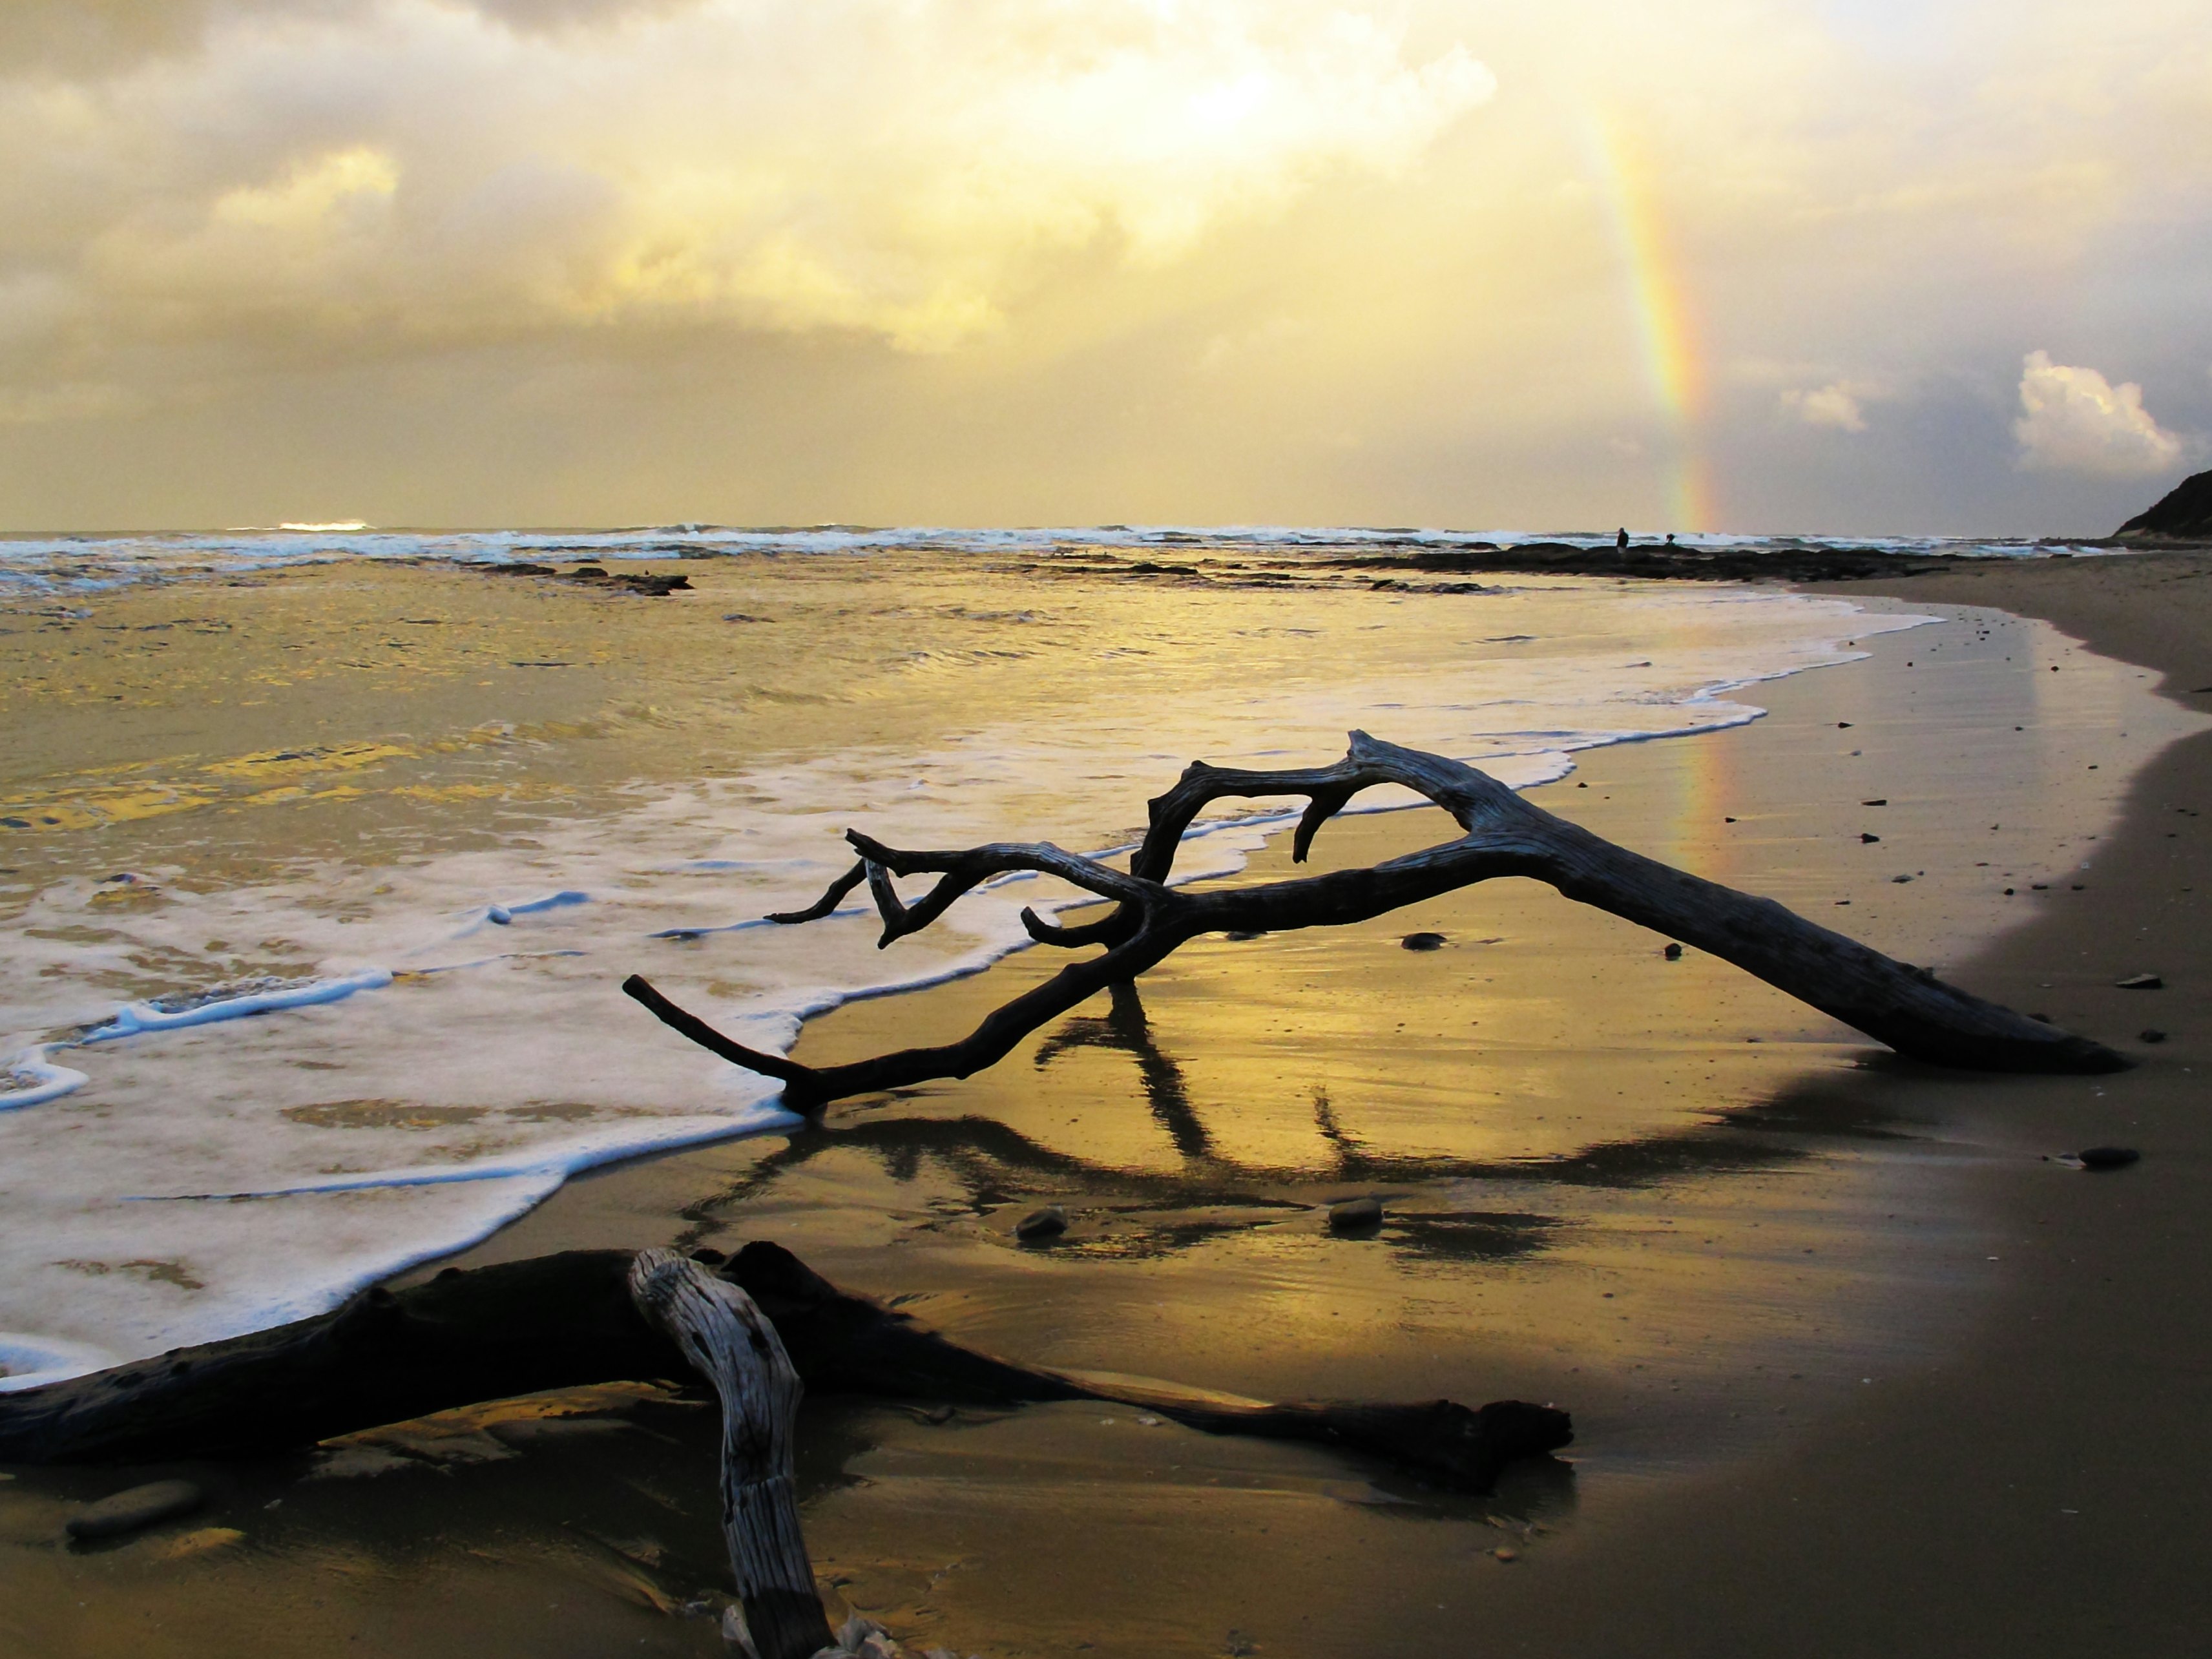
[{"x1": 0, "y1": 525, "x2": 2134, "y2": 1390}]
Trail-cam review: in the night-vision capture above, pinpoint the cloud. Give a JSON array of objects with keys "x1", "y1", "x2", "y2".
[
  {"x1": 1781, "y1": 381, "x2": 1872, "y2": 432},
  {"x1": 0, "y1": 0, "x2": 1494, "y2": 390},
  {"x1": 2012, "y1": 350, "x2": 2186, "y2": 477},
  {"x1": 0, "y1": 1, "x2": 688, "y2": 74},
  {"x1": 0, "y1": 381, "x2": 147, "y2": 426},
  {"x1": 6, "y1": 0, "x2": 2212, "y2": 534},
  {"x1": 1196, "y1": 314, "x2": 1315, "y2": 374}
]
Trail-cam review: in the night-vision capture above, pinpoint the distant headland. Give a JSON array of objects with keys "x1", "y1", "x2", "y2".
[{"x1": 2116, "y1": 469, "x2": 2212, "y2": 543}]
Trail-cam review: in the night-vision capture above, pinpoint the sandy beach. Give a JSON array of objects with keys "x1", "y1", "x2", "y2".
[
  {"x1": 6, "y1": 548, "x2": 2207, "y2": 1657},
  {"x1": 7, "y1": 1, "x2": 2207, "y2": 1650}
]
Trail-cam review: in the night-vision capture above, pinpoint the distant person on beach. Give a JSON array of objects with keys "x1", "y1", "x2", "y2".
[
  {"x1": 1616, "y1": 527, "x2": 1628, "y2": 550},
  {"x1": 1665, "y1": 533, "x2": 1676, "y2": 546}
]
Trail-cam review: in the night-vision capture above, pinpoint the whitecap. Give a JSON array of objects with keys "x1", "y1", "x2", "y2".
[
  {"x1": 0, "y1": 1333, "x2": 123, "y2": 1393},
  {"x1": 0, "y1": 1047, "x2": 90, "y2": 1111},
  {"x1": 79, "y1": 970, "x2": 395, "y2": 1043}
]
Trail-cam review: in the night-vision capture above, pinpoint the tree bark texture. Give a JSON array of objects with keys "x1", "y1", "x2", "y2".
[{"x1": 629, "y1": 1248, "x2": 832, "y2": 1659}]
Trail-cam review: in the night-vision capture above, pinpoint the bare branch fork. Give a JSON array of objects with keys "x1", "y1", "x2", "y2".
[{"x1": 625, "y1": 731, "x2": 2124, "y2": 1111}]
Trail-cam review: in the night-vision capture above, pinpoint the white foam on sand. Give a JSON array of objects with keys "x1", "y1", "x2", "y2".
[
  {"x1": 0, "y1": 1333, "x2": 124, "y2": 1394},
  {"x1": 0, "y1": 1047, "x2": 91, "y2": 1112},
  {"x1": 79, "y1": 970, "x2": 397, "y2": 1045}
]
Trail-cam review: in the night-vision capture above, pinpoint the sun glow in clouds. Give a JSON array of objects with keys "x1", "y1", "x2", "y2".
[
  {"x1": 0, "y1": 0, "x2": 1494, "y2": 362},
  {"x1": 3, "y1": 0, "x2": 2209, "y2": 532},
  {"x1": 212, "y1": 147, "x2": 399, "y2": 232}
]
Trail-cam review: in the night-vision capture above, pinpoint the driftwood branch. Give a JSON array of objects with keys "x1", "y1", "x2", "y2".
[
  {"x1": 628, "y1": 731, "x2": 2125, "y2": 1111},
  {"x1": 0, "y1": 1242, "x2": 1570, "y2": 1491},
  {"x1": 629, "y1": 1248, "x2": 831, "y2": 1659}
]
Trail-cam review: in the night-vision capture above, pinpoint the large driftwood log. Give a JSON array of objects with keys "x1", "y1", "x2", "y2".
[
  {"x1": 629, "y1": 1249, "x2": 833, "y2": 1659},
  {"x1": 0, "y1": 1241, "x2": 1570, "y2": 1490},
  {"x1": 624, "y1": 732, "x2": 2125, "y2": 1111}
]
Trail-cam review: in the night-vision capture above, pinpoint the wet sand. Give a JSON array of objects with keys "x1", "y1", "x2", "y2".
[
  {"x1": 1450, "y1": 550, "x2": 2212, "y2": 1657},
  {"x1": 6, "y1": 552, "x2": 2210, "y2": 1656},
  {"x1": 1561, "y1": 550, "x2": 2212, "y2": 1659}
]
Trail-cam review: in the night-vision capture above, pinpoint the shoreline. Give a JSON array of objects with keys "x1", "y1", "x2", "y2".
[
  {"x1": 398, "y1": 559, "x2": 2205, "y2": 1653},
  {"x1": 0, "y1": 554, "x2": 1927, "y2": 1377},
  {"x1": 5, "y1": 552, "x2": 2209, "y2": 1656}
]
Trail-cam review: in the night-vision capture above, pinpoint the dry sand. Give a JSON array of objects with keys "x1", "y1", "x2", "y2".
[{"x1": 5, "y1": 551, "x2": 2209, "y2": 1657}]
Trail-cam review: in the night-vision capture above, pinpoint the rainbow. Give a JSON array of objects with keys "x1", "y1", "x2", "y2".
[{"x1": 1583, "y1": 110, "x2": 1717, "y2": 534}]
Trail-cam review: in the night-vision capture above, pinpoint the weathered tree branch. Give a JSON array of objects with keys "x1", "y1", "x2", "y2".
[
  {"x1": 764, "y1": 858, "x2": 868, "y2": 925},
  {"x1": 629, "y1": 1249, "x2": 831, "y2": 1659},
  {"x1": 0, "y1": 1242, "x2": 1570, "y2": 1491},
  {"x1": 627, "y1": 731, "x2": 2125, "y2": 1110}
]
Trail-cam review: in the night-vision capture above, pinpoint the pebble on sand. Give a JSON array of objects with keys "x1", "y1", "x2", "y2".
[
  {"x1": 1492, "y1": 1546, "x2": 1521, "y2": 1563},
  {"x1": 1401, "y1": 932, "x2": 1447, "y2": 951},
  {"x1": 1328, "y1": 1196, "x2": 1385, "y2": 1233},
  {"x1": 2116, "y1": 974, "x2": 2164, "y2": 990},
  {"x1": 65, "y1": 1478, "x2": 203, "y2": 1540},
  {"x1": 1014, "y1": 1204, "x2": 1068, "y2": 1241},
  {"x1": 1663, "y1": 942, "x2": 1684, "y2": 961},
  {"x1": 2140, "y1": 1028, "x2": 2168, "y2": 1043},
  {"x1": 2078, "y1": 1146, "x2": 2142, "y2": 1171}
]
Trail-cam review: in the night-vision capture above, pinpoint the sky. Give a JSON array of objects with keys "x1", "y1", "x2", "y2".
[{"x1": 0, "y1": 0, "x2": 2206, "y2": 536}]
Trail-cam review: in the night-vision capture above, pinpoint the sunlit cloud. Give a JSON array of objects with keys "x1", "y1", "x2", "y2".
[
  {"x1": 1, "y1": 0, "x2": 2209, "y2": 530},
  {"x1": 211, "y1": 146, "x2": 400, "y2": 231},
  {"x1": 1782, "y1": 381, "x2": 1871, "y2": 433},
  {"x1": 0, "y1": 0, "x2": 1492, "y2": 378},
  {"x1": 2013, "y1": 350, "x2": 2187, "y2": 477},
  {"x1": 0, "y1": 381, "x2": 149, "y2": 426}
]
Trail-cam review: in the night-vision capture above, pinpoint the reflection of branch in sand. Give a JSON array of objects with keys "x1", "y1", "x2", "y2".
[
  {"x1": 677, "y1": 983, "x2": 1839, "y2": 1268},
  {"x1": 627, "y1": 731, "x2": 2122, "y2": 1111},
  {"x1": 1311, "y1": 1084, "x2": 1352, "y2": 1153},
  {"x1": 1031, "y1": 978, "x2": 1211, "y2": 1158}
]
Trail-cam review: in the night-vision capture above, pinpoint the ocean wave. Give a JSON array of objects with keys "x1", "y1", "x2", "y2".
[
  {"x1": 78, "y1": 970, "x2": 395, "y2": 1043},
  {"x1": 0, "y1": 1333, "x2": 123, "y2": 1394},
  {"x1": 0, "y1": 521, "x2": 2111, "y2": 596},
  {"x1": 0, "y1": 1047, "x2": 90, "y2": 1112},
  {"x1": 0, "y1": 570, "x2": 1952, "y2": 1382}
]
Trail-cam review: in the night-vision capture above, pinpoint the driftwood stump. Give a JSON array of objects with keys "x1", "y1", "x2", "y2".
[
  {"x1": 629, "y1": 1247, "x2": 832, "y2": 1659},
  {"x1": 625, "y1": 731, "x2": 2125, "y2": 1112},
  {"x1": 0, "y1": 1242, "x2": 1570, "y2": 1485}
]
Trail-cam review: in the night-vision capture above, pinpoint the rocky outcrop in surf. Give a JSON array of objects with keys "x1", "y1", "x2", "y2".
[{"x1": 2116, "y1": 470, "x2": 2212, "y2": 543}]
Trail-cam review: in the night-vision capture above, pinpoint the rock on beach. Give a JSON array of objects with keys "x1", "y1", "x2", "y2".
[
  {"x1": 1014, "y1": 1204, "x2": 1068, "y2": 1241},
  {"x1": 1328, "y1": 1196, "x2": 1385, "y2": 1233}
]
